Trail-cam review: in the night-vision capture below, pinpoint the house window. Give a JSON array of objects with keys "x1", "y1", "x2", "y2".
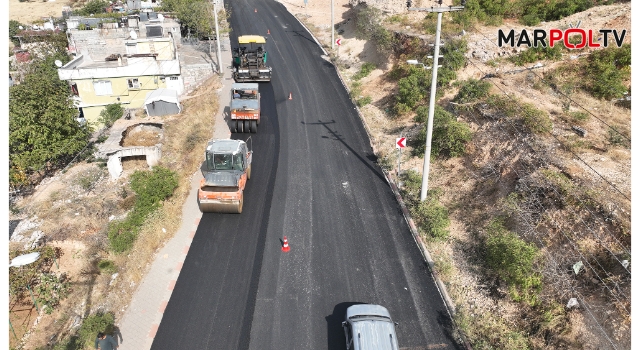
[
  {"x1": 71, "y1": 83, "x2": 79, "y2": 96},
  {"x1": 128, "y1": 78, "x2": 140, "y2": 89},
  {"x1": 169, "y1": 76, "x2": 179, "y2": 81},
  {"x1": 93, "y1": 80, "x2": 112, "y2": 96}
]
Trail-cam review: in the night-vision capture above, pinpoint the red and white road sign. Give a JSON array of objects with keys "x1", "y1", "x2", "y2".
[
  {"x1": 336, "y1": 38, "x2": 342, "y2": 46},
  {"x1": 396, "y1": 137, "x2": 406, "y2": 149}
]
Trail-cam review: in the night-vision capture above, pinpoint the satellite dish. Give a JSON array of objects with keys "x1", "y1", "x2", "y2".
[
  {"x1": 55, "y1": 60, "x2": 63, "y2": 67},
  {"x1": 18, "y1": 25, "x2": 23, "y2": 30},
  {"x1": 9, "y1": 252, "x2": 40, "y2": 268},
  {"x1": 130, "y1": 30, "x2": 138, "y2": 39}
]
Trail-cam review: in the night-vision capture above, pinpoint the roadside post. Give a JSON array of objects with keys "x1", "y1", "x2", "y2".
[{"x1": 396, "y1": 137, "x2": 406, "y2": 181}]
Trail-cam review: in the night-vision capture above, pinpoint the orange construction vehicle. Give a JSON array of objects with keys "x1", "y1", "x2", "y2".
[{"x1": 198, "y1": 138, "x2": 252, "y2": 213}]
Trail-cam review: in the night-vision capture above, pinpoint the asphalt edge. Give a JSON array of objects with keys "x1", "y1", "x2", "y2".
[{"x1": 286, "y1": 8, "x2": 473, "y2": 350}]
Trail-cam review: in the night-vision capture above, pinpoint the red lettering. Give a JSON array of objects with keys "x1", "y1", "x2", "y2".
[
  {"x1": 588, "y1": 29, "x2": 600, "y2": 48},
  {"x1": 564, "y1": 29, "x2": 586, "y2": 49},
  {"x1": 549, "y1": 29, "x2": 562, "y2": 47}
]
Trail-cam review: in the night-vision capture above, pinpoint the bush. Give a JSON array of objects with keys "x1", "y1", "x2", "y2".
[
  {"x1": 98, "y1": 103, "x2": 124, "y2": 128},
  {"x1": 414, "y1": 106, "x2": 429, "y2": 123},
  {"x1": 354, "y1": 5, "x2": 396, "y2": 53},
  {"x1": 412, "y1": 105, "x2": 472, "y2": 158},
  {"x1": 521, "y1": 103, "x2": 552, "y2": 134},
  {"x1": 356, "y1": 96, "x2": 372, "y2": 107},
  {"x1": 584, "y1": 44, "x2": 630, "y2": 99},
  {"x1": 454, "y1": 79, "x2": 492, "y2": 103},
  {"x1": 509, "y1": 45, "x2": 562, "y2": 66},
  {"x1": 108, "y1": 166, "x2": 178, "y2": 252},
  {"x1": 35, "y1": 273, "x2": 70, "y2": 314},
  {"x1": 353, "y1": 62, "x2": 376, "y2": 81},
  {"x1": 484, "y1": 218, "x2": 541, "y2": 304},
  {"x1": 76, "y1": 312, "x2": 115, "y2": 348},
  {"x1": 98, "y1": 260, "x2": 117, "y2": 274},
  {"x1": 410, "y1": 188, "x2": 450, "y2": 240}
]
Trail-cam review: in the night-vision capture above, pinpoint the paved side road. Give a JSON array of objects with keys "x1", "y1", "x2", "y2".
[{"x1": 114, "y1": 33, "x2": 233, "y2": 350}]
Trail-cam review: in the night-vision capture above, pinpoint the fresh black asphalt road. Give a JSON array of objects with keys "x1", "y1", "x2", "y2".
[{"x1": 151, "y1": 1, "x2": 461, "y2": 349}]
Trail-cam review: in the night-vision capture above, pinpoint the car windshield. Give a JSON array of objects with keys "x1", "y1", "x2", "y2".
[{"x1": 207, "y1": 153, "x2": 243, "y2": 171}]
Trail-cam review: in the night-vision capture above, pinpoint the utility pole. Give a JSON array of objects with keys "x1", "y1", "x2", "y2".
[
  {"x1": 214, "y1": 0, "x2": 223, "y2": 74},
  {"x1": 407, "y1": 0, "x2": 464, "y2": 201},
  {"x1": 331, "y1": 0, "x2": 335, "y2": 50}
]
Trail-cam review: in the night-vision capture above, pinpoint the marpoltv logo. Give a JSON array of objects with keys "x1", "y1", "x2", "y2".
[{"x1": 498, "y1": 29, "x2": 627, "y2": 49}]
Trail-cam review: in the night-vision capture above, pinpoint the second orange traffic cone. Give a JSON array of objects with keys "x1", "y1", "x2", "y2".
[
  {"x1": 267, "y1": 29, "x2": 270, "y2": 35},
  {"x1": 255, "y1": 8, "x2": 257, "y2": 12},
  {"x1": 288, "y1": 92, "x2": 292, "y2": 100}
]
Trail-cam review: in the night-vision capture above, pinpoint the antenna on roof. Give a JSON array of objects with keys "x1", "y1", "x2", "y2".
[{"x1": 54, "y1": 60, "x2": 63, "y2": 68}]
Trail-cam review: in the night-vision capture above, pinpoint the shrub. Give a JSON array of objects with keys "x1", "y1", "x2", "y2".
[
  {"x1": 583, "y1": 45, "x2": 630, "y2": 99},
  {"x1": 354, "y1": 5, "x2": 396, "y2": 53},
  {"x1": 76, "y1": 312, "x2": 115, "y2": 348},
  {"x1": 353, "y1": 62, "x2": 376, "y2": 81},
  {"x1": 484, "y1": 218, "x2": 541, "y2": 304},
  {"x1": 35, "y1": 273, "x2": 70, "y2": 314},
  {"x1": 509, "y1": 45, "x2": 562, "y2": 66},
  {"x1": 521, "y1": 103, "x2": 552, "y2": 134},
  {"x1": 98, "y1": 103, "x2": 124, "y2": 128},
  {"x1": 568, "y1": 111, "x2": 589, "y2": 123},
  {"x1": 410, "y1": 188, "x2": 450, "y2": 240},
  {"x1": 412, "y1": 106, "x2": 472, "y2": 158},
  {"x1": 98, "y1": 260, "x2": 117, "y2": 274},
  {"x1": 397, "y1": 73, "x2": 427, "y2": 109},
  {"x1": 108, "y1": 166, "x2": 178, "y2": 252},
  {"x1": 9, "y1": 246, "x2": 57, "y2": 299},
  {"x1": 454, "y1": 79, "x2": 492, "y2": 104},
  {"x1": 356, "y1": 96, "x2": 372, "y2": 107},
  {"x1": 414, "y1": 106, "x2": 429, "y2": 123}
]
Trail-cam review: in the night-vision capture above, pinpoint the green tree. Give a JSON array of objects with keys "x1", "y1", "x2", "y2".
[
  {"x1": 9, "y1": 53, "x2": 91, "y2": 187},
  {"x1": 162, "y1": 0, "x2": 216, "y2": 38},
  {"x1": 412, "y1": 106, "x2": 472, "y2": 158},
  {"x1": 9, "y1": 20, "x2": 24, "y2": 46},
  {"x1": 99, "y1": 103, "x2": 124, "y2": 128},
  {"x1": 484, "y1": 218, "x2": 542, "y2": 304},
  {"x1": 76, "y1": 0, "x2": 109, "y2": 16}
]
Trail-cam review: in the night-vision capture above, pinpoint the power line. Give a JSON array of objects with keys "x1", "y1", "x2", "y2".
[
  {"x1": 471, "y1": 25, "x2": 631, "y2": 144},
  {"x1": 460, "y1": 56, "x2": 630, "y2": 318}
]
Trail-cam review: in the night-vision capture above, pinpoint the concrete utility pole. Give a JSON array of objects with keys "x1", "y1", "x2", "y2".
[
  {"x1": 331, "y1": 0, "x2": 335, "y2": 50},
  {"x1": 408, "y1": 1, "x2": 464, "y2": 202},
  {"x1": 214, "y1": 0, "x2": 223, "y2": 74}
]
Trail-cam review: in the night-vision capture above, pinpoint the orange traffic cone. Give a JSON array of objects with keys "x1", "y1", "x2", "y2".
[
  {"x1": 267, "y1": 29, "x2": 270, "y2": 35},
  {"x1": 282, "y1": 236, "x2": 290, "y2": 252},
  {"x1": 288, "y1": 92, "x2": 292, "y2": 100},
  {"x1": 255, "y1": 8, "x2": 257, "y2": 12}
]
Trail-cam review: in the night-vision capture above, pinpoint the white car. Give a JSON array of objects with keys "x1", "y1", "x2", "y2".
[{"x1": 342, "y1": 304, "x2": 400, "y2": 350}]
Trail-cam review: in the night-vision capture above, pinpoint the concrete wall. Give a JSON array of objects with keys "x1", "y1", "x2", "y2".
[
  {"x1": 181, "y1": 63, "x2": 215, "y2": 94},
  {"x1": 68, "y1": 28, "x2": 129, "y2": 59}
]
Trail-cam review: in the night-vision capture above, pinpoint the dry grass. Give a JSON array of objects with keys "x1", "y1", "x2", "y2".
[
  {"x1": 121, "y1": 130, "x2": 161, "y2": 147},
  {"x1": 12, "y1": 75, "x2": 221, "y2": 350},
  {"x1": 107, "y1": 75, "x2": 220, "y2": 316},
  {"x1": 9, "y1": 0, "x2": 73, "y2": 24}
]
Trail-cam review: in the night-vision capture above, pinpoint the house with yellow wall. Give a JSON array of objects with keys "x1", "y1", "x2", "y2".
[{"x1": 58, "y1": 35, "x2": 183, "y2": 127}]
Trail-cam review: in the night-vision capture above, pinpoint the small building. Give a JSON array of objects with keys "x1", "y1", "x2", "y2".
[{"x1": 57, "y1": 51, "x2": 183, "y2": 126}]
